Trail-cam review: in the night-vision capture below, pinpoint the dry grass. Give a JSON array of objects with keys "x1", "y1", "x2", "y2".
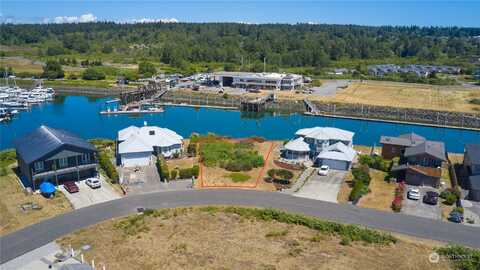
[
  {"x1": 57, "y1": 207, "x2": 452, "y2": 270},
  {"x1": 357, "y1": 169, "x2": 396, "y2": 212},
  {"x1": 337, "y1": 172, "x2": 354, "y2": 203},
  {"x1": 0, "y1": 56, "x2": 43, "y2": 73},
  {"x1": 0, "y1": 165, "x2": 72, "y2": 236},
  {"x1": 319, "y1": 80, "x2": 480, "y2": 113},
  {"x1": 166, "y1": 157, "x2": 198, "y2": 170}
]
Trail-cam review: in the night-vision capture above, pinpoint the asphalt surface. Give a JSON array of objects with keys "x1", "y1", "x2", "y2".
[{"x1": 1, "y1": 189, "x2": 480, "y2": 264}]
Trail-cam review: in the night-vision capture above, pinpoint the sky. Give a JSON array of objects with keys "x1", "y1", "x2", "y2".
[{"x1": 1, "y1": 0, "x2": 479, "y2": 27}]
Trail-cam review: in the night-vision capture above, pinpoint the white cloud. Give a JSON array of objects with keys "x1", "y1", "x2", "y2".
[
  {"x1": 129, "y1": 18, "x2": 179, "y2": 24},
  {"x1": 53, "y1": 13, "x2": 97, "y2": 24}
]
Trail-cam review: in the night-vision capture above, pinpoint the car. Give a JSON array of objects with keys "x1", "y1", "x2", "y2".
[
  {"x1": 448, "y1": 211, "x2": 464, "y2": 223},
  {"x1": 318, "y1": 165, "x2": 330, "y2": 176},
  {"x1": 407, "y1": 188, "x2": 421, "y2": 200},
  {"x1": 85, "y1": 177, "x2": 101, "y2": 189},
  {"x1": 64, "y1": 181, "x2": 79, "y2": 193},
  {"x1": 423, "y1": 191, "x2": 439, "y2": 205}
]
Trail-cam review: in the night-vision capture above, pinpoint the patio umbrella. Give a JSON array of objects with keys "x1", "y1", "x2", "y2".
[{"x1": 39, "y1": 182, "x2": 56, "y2": 194}]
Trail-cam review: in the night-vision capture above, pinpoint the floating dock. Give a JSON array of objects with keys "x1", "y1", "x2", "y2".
[{"x1": 100, "y1": 108, "x2": 164, "y2": 115}]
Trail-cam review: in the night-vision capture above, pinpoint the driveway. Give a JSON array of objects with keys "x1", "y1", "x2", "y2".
[
  {"x1": 401, "y1": 186, "x2": 442, "y2": 220},
  {"x1": 60, "y1": 176, "x2": 121, "y2": 209},
  {"x1": 3, "y1": 189, "x2": 480, "y2": 264},
  {"x1": 294, "y1": 169, "x2": 346, "y2": 202}
]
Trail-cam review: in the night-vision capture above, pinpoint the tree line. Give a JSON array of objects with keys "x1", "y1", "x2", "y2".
[{"x1": 1, "y1": 22, "x2": 479, "y2": 69}]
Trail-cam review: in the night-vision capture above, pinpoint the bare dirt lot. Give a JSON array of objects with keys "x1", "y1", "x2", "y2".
[
  {"x1": 57, "y1": 207, "x2": 452, "y2": 270},
  {"x1": 0, "y1": 166, "x2": 72, "y2": 236}
]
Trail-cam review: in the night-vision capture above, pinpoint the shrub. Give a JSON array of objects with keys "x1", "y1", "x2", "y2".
[
  {"x1": 98, "y1": 151, "x2": 118, "y2": 183},
  {"x1": 82, "y1": 67, "x2": 106, "y2": 80},
  {"x1": 437, "y1": 245, "x2": 480, "y2": 270},
  {"x1": 453, "y1": 206, "x2": 464, "y2": 214},
  {"x1": 42, "y1": 60, "x2": 64, "y2": 79},
  {"x1": 187, "y1": 142, "x2": 197, "y2": 157},
  {"x1": 440, "y1": 189, "x2": 458, "y2": 205},
  {"x1": 170, "y1": 169, "x2": 178, "y2": 180},
  {"x1": 267, "y1": 169, "x2": 294, "y2": 183},
  {"x1": 349, "y1": 165, "x2": 372, "y2": 201},
  {"x1": 358, "y1": 154, "x2": 391, "y2": 172},
  {"x1": 156, "y1": 156, "x2": 170, "y2": 181},
  {"x1": 228, "y1": 172, "x2": 251, "y2": 183}
]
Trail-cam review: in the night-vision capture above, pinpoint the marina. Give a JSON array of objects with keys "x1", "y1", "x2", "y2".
[
  {"x1": 0, "y1": 77, "x2": 56, "y2": 122},
  {"x1": 1, "y1": 95, "x2": 479, "y2": 152}
]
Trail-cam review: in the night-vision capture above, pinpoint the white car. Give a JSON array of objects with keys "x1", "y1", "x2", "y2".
[
  {"x1": 85, "y1": 178, "x2": 101, "y2": 189},
  {"x1": 318, "y1": 165, "x2": 330, "y2": 176},
  {"x1": 407, "y1": 188, "x2": 421, "y2": 200}
]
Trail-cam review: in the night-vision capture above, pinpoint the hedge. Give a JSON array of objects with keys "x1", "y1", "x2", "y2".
[
  {"x1": 349, "y1": 165, "x2": 371, "y2": 201},
  {"x1": 98, "y1": 151, "x2": 118, "y2": 183},
  {"x1": 156, "y1": 156, "x2": 170, "y2": 181}
]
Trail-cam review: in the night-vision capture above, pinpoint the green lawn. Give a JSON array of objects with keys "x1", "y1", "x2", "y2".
[{"x1": 226, "y1": 172, "x2": 251, "y2": 183}]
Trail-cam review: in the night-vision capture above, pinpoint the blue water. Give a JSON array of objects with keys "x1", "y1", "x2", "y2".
[{"x1": 1, "y1": 95, "x2": 479, "y2": 152}]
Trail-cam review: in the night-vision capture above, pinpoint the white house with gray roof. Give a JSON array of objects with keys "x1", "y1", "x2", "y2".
[
  {"x1": 282, "y1": 127, "x2": 356, "y2": 170},
  {"x1": 117, "y1": 125, "x2": 183, "y2": 167}
]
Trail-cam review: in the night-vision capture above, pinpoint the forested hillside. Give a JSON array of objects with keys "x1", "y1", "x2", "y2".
[{"x1": 1, "y1": 22, "x2": 480, "y2": 70}]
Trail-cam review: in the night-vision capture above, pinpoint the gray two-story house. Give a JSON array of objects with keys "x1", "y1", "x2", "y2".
[
  {"x1": 13, "y1": 125, "x2": 97, "y2": 190},
  {"x1": 464, "y1": 144, "x2": 480, "y2": 201}
]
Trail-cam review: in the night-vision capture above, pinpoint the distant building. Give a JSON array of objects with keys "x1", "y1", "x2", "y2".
[
  {"x1": 117, "y1": 125, "x2": 183, "y2": 167},
  {"x1": 368, "y1": 64, "x2": 460, "y2": 77},
  {"x1": 13, "y1": 125, "x2": 97, "y2": 190},
  {"x1": 282, "y1": 127, "x2": 356, "y2": 170},
  {"x1": 380, "y1": 132, "x2": 446, "y2": 187},
  {"x1": 213, "y1": 72, "x2": 303, "y2": 90}
]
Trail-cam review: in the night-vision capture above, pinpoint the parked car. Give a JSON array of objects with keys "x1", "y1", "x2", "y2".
[
  {"x1": 407, "y1": 188, "x2": 421, "y2": 200},
  {"x1": 318, "y1": 165, "x2": 330, "y2": 176},
  {"x1": 86, "y1": 177, "x2": 101, "y2": 189},
  {"x1": 64, "y1": 181, "x2": 79, "y2": 193},
  {"x1": 423, "y1": 191, "x2": 439, "y2": 205},
  {"x1": 448, "y1": 211, "x2": 464, "y2": 223}
]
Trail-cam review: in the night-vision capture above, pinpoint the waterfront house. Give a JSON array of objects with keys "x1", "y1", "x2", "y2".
[
  {"x1": 13, "y1": 125, "x2": 97, "y2": 190},
  {"x1": 382, "y1": 133, "x2": 446, "y2": 188},
  {"x1": 117, "y1": 125, "x2": 183, "y2": 167},
  {"x1": 380, "y1": 132, "x2": 426, "y2": 160},
  {"x1": 464, "y1": 144, "x2": 480, "y2": 201},
  {"x1": 282, "y1": 127, "x2": 356, "y2": 170},
  {"x1": 464, "y1": 144, "x2": 480, "y2": 176}
]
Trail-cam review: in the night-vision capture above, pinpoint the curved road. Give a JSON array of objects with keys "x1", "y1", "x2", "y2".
[{"x1": 1, "y1": 189, "x2": 480, "y2": 263}]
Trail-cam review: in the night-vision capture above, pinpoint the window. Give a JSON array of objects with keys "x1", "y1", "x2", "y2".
[
  {"x1": 80, "y1": 153, "x2": 90, "y2": 164},
  {"x1": 34, "y1": 161, "x2": 44, "y2": 172},
  {"x1": 59, "y1": 157, "x2": 68, "y2": 168}
]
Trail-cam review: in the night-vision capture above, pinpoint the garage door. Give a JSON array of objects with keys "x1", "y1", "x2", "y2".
[
  {"x1": 121, "y1": 152, "x2": 152, "y2": 167},
  {"x1": 319, "y1": 159, "x2": 348, "y2": 171}
]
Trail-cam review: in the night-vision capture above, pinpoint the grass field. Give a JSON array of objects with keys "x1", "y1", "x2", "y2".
[
  {"x1": 0, "y1": 165, "x2": 72, "y2": 236},
  {"x1": 57, "y1": 207, "x2": 453, "y2": 270},
  {"x1": 319, "y1": 80, "x2": 480, "y2": 113}
]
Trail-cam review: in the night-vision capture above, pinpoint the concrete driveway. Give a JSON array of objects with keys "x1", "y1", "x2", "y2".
[
  {"x1": 294, "y1": 169, "x2": 346, "y2": 203},
  {"x1": 401, "y1": 186, "x2": 442, "y2": 220},
  {"x1": 60, "y1": 176, "x2": 121, "y2": 209}
]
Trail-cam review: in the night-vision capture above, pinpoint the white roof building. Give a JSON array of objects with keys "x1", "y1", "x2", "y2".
[
  {"x1": 284, "y1": 137, "x2": 310, "y2": 152},
  {"x1": 117, "y1": 125, "x2": 183, "y2": 167},
  {"x1": 295, "y1": 127, "x2": 354, "y2": 143},
  {"x1": 316, "y1": 142, "x2": 357, "y2": 162}
]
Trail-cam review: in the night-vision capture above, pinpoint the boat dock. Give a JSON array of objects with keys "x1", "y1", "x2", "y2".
[
  {"x1": 304, "y1": 99, "x2": 320, "y2": 114},
  {"x1": 100, "y1": 108, "x2": 164, "y2": 115}
]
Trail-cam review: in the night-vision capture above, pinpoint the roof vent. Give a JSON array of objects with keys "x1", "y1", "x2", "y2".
[{"x1": 149, "y1": 130, "x2": 155, "y2": 136}]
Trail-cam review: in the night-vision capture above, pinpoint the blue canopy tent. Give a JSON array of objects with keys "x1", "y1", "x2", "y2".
[{"x1": 39, "y1": 182, "x2": 56, "y2": 196}]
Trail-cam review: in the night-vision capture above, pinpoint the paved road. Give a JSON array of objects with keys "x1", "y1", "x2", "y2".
[{"x1": 1, "y1": 189, "x2": 480, "y2": 264}]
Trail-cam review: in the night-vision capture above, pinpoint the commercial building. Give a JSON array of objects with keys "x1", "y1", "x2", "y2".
[
  {"x1": 13, "y1": 125, "x2": 97, "y2": 190},
  {"x1": 213, "y1": 72, "x2": 303, "y2": 90},
  {"x1": 117, "y1": 125, "x2": 183, "y2": 167}
]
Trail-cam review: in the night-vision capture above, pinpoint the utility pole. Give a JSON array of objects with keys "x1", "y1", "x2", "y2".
[{"x1": 263, "y1": 57, "x2": 266, "y2": 73}]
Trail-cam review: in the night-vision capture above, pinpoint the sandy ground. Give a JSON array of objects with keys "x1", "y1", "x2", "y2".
[
  {"x1": 57, "y1": 207, "x2": 452, "y2": 270},
  {"x1": 0, "y1": 165, "x2": 72, "y2": 236}
]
